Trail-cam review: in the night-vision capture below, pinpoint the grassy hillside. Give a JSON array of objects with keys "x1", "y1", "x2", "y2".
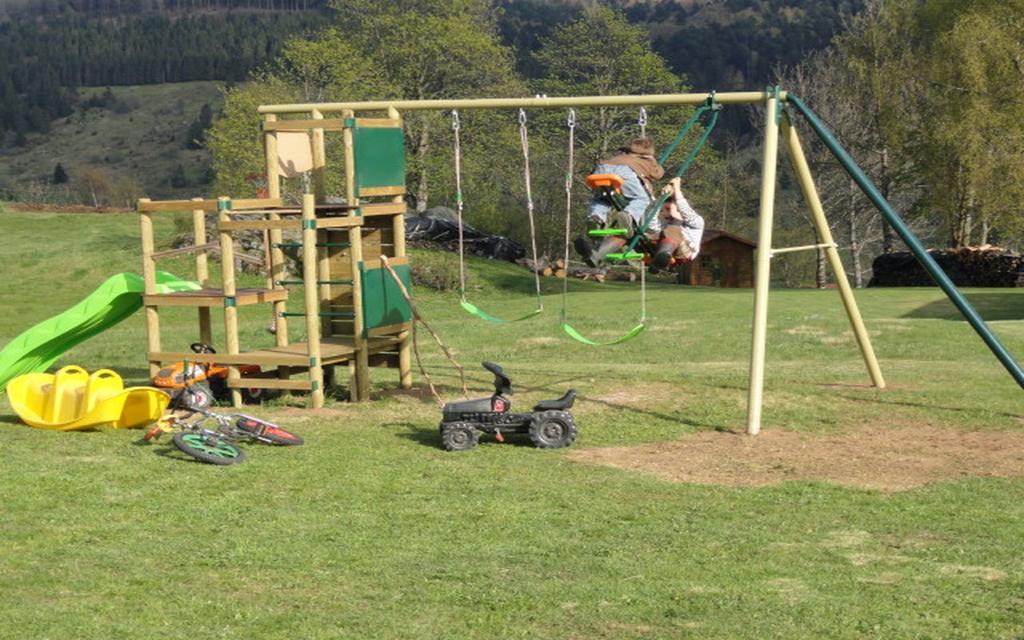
[
  {"x1": 1, "y1": 209, "x2": 1023, "y2": 639},
  {"x1": 0, "y1": 82, "x2": 223, "y2": 203}
]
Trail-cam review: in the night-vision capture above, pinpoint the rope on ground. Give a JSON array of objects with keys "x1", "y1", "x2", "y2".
[{"x1": 380, "y1": 255, "x2": 468, "y2": 405}]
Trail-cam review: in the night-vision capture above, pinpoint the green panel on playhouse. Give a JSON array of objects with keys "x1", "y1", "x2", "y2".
[
  {"x1": 359, "y1": 263, "x2": 412, "y2": 332},
  {"x1": 353, "y1": 125, "x2": 405, "y2": 193}
]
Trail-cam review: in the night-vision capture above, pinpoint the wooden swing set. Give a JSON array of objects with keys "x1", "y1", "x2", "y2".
[{"x1": 137, "y1": 88, "x2": 1022, "y2": 433}]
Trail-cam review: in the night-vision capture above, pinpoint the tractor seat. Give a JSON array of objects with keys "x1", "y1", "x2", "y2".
[
  {"x1": 533, "y1": 389, "x2": 576, "y2": 411},
  {"x1": 586, "y1": 173, "x2": 625, "y2": 192}
]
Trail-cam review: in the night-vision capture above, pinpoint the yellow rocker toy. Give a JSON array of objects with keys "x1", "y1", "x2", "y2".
[{"x1": 7, "y1": 365, "x2": 169, "y2": 431}]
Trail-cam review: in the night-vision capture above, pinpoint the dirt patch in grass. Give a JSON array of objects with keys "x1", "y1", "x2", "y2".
[
  {"x1": 568, "y1": 425, "x2": 1024, "y2": 491},
  {"x1": 271, "y1": 406, "x2": 354, "y2": 419}
]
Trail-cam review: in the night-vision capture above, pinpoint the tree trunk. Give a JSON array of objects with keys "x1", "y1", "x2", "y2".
[
  {"x1": 848, "y1": 179, "x2": 863, "y2": 288},
  {"x1": 879, "y1": 147, "x2": 895, "y2": 253},
  {"x1": 413, "y1": 124, "x2": 430, "y2": 214},
  {"x1": 950, "y1": 165, "x2": 972, "y2": 248},
  {"x1": 814, "y1": 228, "x2": 827, "y2": 289}
]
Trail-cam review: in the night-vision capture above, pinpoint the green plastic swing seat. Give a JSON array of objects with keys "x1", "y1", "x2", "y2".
[
  {"x1": 560, "y1": 321, "x2": 646, "y2": 346},
  {"x1": 460, "y1": 299, "x2": 542, "y2": 323}
]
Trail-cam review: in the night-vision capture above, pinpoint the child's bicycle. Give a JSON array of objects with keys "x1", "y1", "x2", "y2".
[
  {"x1": 145, "y1": 346, "x2": 303, "y2": 465},
  {"x1": 145, "y1": 408, "x2": 304, "y2": 465}
]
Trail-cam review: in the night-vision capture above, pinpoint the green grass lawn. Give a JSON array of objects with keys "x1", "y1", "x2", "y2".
[{"x1": 1, "y1": 210, "x2": 1022, "y2": 639}]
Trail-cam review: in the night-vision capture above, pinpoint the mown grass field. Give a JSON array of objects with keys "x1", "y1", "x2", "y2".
[{"x1": 1, "y1": 209, "x2": 1022, "y2": 639}]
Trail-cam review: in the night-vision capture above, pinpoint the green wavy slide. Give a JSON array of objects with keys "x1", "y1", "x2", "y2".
[{"x1": 0, "y1": 272, "x2": 200, "y2": 388}]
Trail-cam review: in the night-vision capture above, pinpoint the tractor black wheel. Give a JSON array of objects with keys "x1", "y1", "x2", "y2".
[
  {"x1": 441, "y1": 423, "x2": 479, "y2": 452},
  {"x1": 529, "y1": 410, "x2": 578, "y2": 449},
  {"x1": 241, "y1": 386, "x2": 281, "y2": 404}
]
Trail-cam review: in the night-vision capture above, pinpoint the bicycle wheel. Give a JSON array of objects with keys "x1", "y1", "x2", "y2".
[
  {"x1": 173, "y1": 432, "x2": 246, "y2": 465},
  {"x1": 234, "y1": 416, "x2": 304, "y2": 446}
]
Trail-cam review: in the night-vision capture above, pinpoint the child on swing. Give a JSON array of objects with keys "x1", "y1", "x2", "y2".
[
  {"x1": 652, "y1": 176, "x2": 705, "y2": 270},
  {"x1": 577, "y1": 176, "x2": 705, "y2": 271},
  {"x1": 574, "y1": 137, "x2": 663, "y2": 267}
]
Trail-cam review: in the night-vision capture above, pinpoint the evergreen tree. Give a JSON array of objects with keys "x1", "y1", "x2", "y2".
[
  {"x1": 186, "y1": 102, "x2": 214, "y2": 149},
  {"x1": 170, "y1": 163, "x2": 188, "y2": 188},
  {"x1": 53, "y1": 163, "x2": 68, "y2": 184}
]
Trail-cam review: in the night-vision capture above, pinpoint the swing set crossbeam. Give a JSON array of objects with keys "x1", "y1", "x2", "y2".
[{"x1": 259, "y1": 91, "x2": 784, "y2": 115}]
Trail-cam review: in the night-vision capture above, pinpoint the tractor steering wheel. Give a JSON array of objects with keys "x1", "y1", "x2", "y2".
[{"x1": 190, "y1": 342, "x2": 217, "y2": 355}]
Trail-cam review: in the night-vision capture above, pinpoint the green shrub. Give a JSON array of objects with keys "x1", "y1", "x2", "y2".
[{"x1": 410, "y1": 250, "x2": 461, "y2": 291}]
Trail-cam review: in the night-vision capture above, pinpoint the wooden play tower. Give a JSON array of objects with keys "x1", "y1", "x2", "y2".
[{"x1": 137, "y1": 109, "x2": 413, "y2": 408}]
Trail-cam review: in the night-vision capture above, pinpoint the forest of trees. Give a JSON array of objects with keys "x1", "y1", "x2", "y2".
[
  {"x1": 2, "y1": 0, "x2": 1021, "y2": 286},
  {"x1": 0, "y1": 11, "x2": 326, "y2": 139},
  {"x1": 0, "y1": 0, "x2": 863, "y2": 141},
  {"x1": 0, "y1": 0, "x2": 329, "y2": 18}
]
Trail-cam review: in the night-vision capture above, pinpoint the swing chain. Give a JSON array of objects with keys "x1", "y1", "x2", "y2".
[
  {"x1": 451, "y1": 109, "x2": 466, "y2": 296},
  {"x1": 519, "y1": 110, "x2": 534, "y2": 213},
  {"x1": 638, "y1": 106, "x2": 648, "y2": 137},
  {"x1": 561, "y1": 109, "x2": 577, "y2": 322},
  {"x1": 565, "y1": 109, "x2": 576, "y2": 191},
  {"x1": 518, "y1": 108, "x2": 542, "y2": 306}
]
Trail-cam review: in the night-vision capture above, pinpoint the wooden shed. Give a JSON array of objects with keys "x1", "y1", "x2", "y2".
[{"x1": 677, "y1": 229, "x2": 756, "y2": 288}]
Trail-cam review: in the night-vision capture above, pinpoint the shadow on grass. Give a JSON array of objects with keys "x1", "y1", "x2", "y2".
[
  {"x1": 0, "y1": 413, "x2": 22, "y2": 425},
  {"x1": 389, "y1": 421, "x2": 561, "y2": 450},
  {"x1": 903, "y1": 292, "x2": 1024, "y2": 321},
  {"x1": 388, "y1": 422, "x2": 439, "y2": 448},
  {"x1": 833, "y1": 392, "x2": 1022, "y2": 420}
]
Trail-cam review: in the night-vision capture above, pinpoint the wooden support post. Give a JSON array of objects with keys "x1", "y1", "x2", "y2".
[
  {"x1": 311, "y1": 108, "x2": 327, "y2": 202},
  {"x1": 388, "y1": 106, "x2": 412, "y2": 389},
  {"x1": 139, "y1": 199, "x2": 161, "y2": 378},
  {"x1": 264, "y1": 114, "x2": 281, "y2": 200},
  {"x1": 747, "y1": 92, "x2": 782, "y2": 436},
  {"x1": 349, "y1": 223, "x2": 369, "y2": 402},
  {"x1": 218, "y1": 196, "x2": 243, "y2": 408},
  {"x1": 268, "y1": 210, "x2": 289, "y2": 349},
  {"x1": 342, "y1": 109, "x2": 369, "y2": 401},
  {"x1": 301, "y1": 193, "x2": 325, "y2": 408},
  {"x1": 781, "y1": 116, "x2": 885, "y2": 389},
  {"x1": 318, "y1": 227, "x2": 332, "y2": 339},
  {"x1": 312, "y1": 108, "x2": 330, "y2": 339},
  {"x1": 343, "y1": 109, "x2": 357, "y2": 210},
  {"x1": 192, "y1": 197, "x2": 213, "y2": 345},
  {"x1": 395, "y1": 210, "x2": 412, "y2": 390}
]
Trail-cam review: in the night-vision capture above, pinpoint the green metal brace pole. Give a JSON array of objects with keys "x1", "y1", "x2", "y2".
[{"x1": 786, "y1": 93, "x2": 1024, "y2": 389}]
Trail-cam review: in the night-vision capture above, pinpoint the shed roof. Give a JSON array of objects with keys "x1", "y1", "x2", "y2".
[{"x1": 701, "y1": 228, "x2": 756, "y2": 248}]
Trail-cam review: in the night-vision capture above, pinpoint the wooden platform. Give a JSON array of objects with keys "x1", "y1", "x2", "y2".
[
  {"x1": 143, "y1": 287, "x2": 288, "y2": 307},
  {"x1": 241, "y1": 335, "x2": 403, "y2": 366}
]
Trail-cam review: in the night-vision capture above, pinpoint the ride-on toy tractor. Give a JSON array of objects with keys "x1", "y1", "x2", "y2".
[{"x1": 439, "y1": 362, "x2": 578, "y2": 451}]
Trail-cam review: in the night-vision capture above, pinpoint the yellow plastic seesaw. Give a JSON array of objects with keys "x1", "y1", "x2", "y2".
[{"x1": 6, "y1": 366, "x2": 170, "y2": 431}]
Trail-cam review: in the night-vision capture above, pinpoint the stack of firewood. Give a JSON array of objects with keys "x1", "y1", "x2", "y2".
[
  {"x1": 519, "y1": 257, "x2": 644, "y2": 283},
  {"x1": 869, "y1": 245, "x2": 1024, "y2": 287},
  {"x1": 520, "y1": 257, "x2": 569, "y2": 279}
]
